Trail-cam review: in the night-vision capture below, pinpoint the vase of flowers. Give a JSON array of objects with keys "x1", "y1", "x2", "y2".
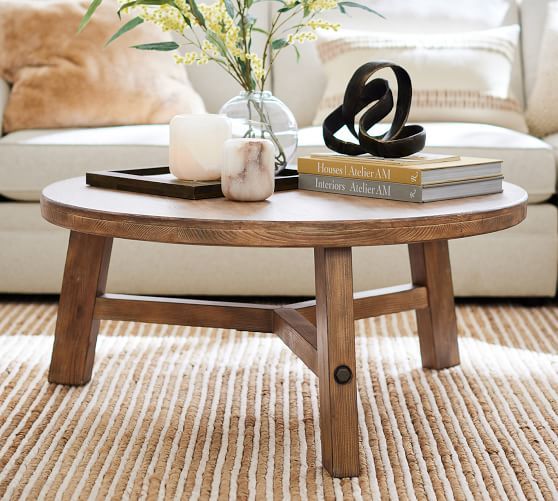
[{"x1": 80, "y1": 0, "x2": 380, "y2": 172}]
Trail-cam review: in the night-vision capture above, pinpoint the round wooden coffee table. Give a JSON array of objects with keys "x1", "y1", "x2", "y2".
[{"x1": 41, "y1": 177, "x2": 527, "y2": 478}]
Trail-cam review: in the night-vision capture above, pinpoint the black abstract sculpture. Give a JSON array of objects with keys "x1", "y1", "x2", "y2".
[{"x1": 322, "y1": 62, "x2": 426, "y2": 158}]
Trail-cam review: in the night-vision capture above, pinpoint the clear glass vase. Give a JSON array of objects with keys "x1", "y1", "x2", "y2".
[{"x1": 219, "y1": 91, "x2": 298, "y2": 174}]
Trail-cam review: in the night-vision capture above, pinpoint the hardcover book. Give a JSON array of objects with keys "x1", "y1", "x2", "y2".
[
  {"x1": 298, "y1": 155, "x2": 502, "y2": 186},
  {"x1": 298, "y1": 174, "x2": 504, "y2": 203},
  {"x1": 310, "y1": 152, "x2": 460, "y2": 165}
]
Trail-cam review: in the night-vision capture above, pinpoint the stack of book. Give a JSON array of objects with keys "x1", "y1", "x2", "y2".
[{"x1": 297, "y1": 153, "x2": 504, "y2": 202}]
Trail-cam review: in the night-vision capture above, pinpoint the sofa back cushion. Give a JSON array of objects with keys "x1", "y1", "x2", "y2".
[
  {"x1": 0, "y1": 0, "x2": 205, "y2": 133},
  {"x1": 520, "y1": 0, "x2": 551, "y2": 98},
  {"x1": 525, "y1": 1, "x2": 558, "y2": 137},
  {"x1": 272, "y1": 0, "x2": 523, "y2": 127}
]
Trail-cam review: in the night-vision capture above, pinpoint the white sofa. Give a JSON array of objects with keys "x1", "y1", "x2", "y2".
[{"x1": 0, "y1": 0, "x2": 556, "y2": 296}]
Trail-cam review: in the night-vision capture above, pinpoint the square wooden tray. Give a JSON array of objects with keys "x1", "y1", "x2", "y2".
[{"x1": 85, "y1": 166, "x2": 299, "y2": 200}]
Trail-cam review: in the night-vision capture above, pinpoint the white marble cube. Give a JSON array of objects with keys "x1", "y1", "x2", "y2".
[
  {"x1": 222, "y1": 138, "x2": 275, "y2": 202},
  {"x1": 169, "y1": 114, "x2": 232, "y2": 181}
]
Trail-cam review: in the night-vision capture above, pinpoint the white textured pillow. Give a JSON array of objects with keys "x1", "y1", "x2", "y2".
[
  {"x1": 313, "y1": 25, "x2": 527, "y2": 132},
  {"x1": 526, "y1": 2, "x2": 558, "y2": 137}
]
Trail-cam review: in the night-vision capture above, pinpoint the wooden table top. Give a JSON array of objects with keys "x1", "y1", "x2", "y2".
[{"x1": 41, "y1": 177, "x2": 527, "y2": 247}]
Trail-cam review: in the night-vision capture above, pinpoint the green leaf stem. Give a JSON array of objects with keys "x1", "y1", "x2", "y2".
[
  {"x1": 338, "y1": 2, "x2": 384, "y2": 17},
  {"x1": 187, "y1": 0, "x2": 206, "y2": 27},
  {"x1": 224, "y1": 0, "x2": 236, "y2": 18},
  {"x1": 271, "y1": 38, "x2": 289, "y2": 49},
  {"x1": 131, "y1": 41, "x2": 180, "y2": 50},
  {"x1": 78, "y1": 0, "x2": 103, "y2": 33},
  {"x1": 106, "y1": 16, "x2": 144, "y2": 45}
]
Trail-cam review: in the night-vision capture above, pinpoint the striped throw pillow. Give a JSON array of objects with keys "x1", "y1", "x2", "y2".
[{"x1": 313, "y1": 25, "x2": 527, "y2": 133}]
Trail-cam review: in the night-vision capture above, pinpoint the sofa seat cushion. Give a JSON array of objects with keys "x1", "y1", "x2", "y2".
[
  {"x1": 298, "y1": 122, "x2": 556, "y2": 203},
  {"x1": 0, "y1": 125, "x2": 169, "y2": 201},
  {"x1": 1, "y1": 122, "x2": 555, "y2": 203}
]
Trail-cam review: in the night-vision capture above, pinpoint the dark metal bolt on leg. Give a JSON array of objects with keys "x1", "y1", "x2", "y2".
[{"x1": 334, "y1": 365, "x2": 353, "y2": 384}]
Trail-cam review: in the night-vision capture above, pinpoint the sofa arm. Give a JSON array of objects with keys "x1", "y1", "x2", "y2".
[{"x1": 0, "y1": 79, "x2": 9, "y2": 136}]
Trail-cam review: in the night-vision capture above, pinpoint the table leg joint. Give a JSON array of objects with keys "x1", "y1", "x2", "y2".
[{"x1": 273, "y1": 308, "x2": 318, "y2": 375}]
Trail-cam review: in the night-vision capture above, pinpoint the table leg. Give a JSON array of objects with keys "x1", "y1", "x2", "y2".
[
  {"x1": 49, "y1": 231, "x2": 113, "y2": 385},
  {"x1": 408, "y1": 240, "x2": 460, "y2": 370},
  {"x1": 314, "y1": 247, "x2": 359, "y2": 478}
]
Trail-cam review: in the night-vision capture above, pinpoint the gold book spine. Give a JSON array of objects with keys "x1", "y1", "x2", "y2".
[{"x1": 297, "y1": 158, "x2": 422, "y2": 185}]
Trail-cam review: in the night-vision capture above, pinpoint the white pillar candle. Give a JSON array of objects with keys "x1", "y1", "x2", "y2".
[
  {"x1": 222, "y1": 138, "x2": 275, "y2": 202},
  {"x1": 169, "y1": 114, "x2": 232, "y2": 181}
]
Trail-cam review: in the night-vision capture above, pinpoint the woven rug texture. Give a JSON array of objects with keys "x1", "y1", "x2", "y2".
[{"x1": 0, "y1": 301, "x2": 557, "y2": 500}]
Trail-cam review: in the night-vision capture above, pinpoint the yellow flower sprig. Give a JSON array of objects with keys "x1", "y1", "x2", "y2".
[{"x1": 80, "y1": 0, "x2": 382, "y2": 92}]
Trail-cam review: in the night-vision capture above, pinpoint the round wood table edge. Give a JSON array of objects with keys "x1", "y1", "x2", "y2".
[{"x1": 40, "y1": 180, "x2": 528, "y2": 248}]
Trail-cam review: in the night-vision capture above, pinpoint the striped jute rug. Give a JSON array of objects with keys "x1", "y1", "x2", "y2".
[{"x1": 0, "y1": 301, "x2": 557, "y2": 500}]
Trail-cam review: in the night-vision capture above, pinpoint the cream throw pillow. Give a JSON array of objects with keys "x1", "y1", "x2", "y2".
[
  {"x1": 0, "y1": 0, "x2": 205, "y2": 134},
  {"x1": 526, "y1": 2, "x2": 558, "y2": 137},
  {"x1": 313, "y1": 25, "x2": 527, "y2": 133}
]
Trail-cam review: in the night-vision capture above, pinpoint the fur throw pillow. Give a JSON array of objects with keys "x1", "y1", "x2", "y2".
[{"x1": 0, "y1": 0, "x2": 205, "y2": 133}]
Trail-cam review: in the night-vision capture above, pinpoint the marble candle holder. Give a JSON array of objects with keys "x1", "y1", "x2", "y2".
[
  {"x1": 222, "y1": 138, "x2": 275, "y2": 202},
  {"x1": 169, "y1": 114, "x2": 232, "y2": 181}
]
